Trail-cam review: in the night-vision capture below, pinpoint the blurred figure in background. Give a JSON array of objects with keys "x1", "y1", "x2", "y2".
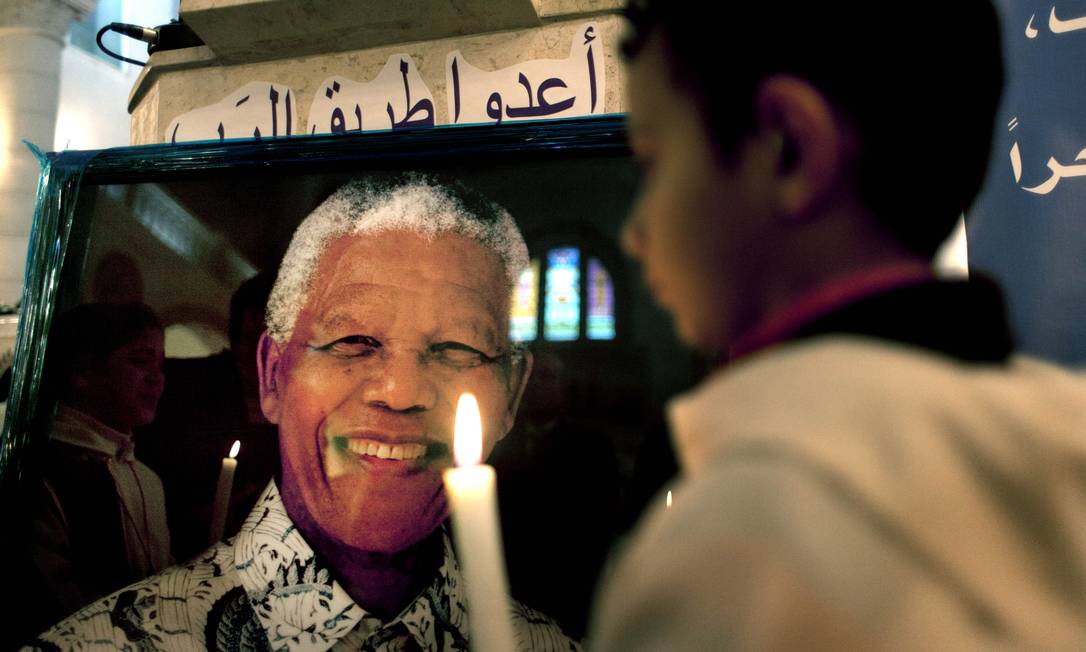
[
  {"x1": 138, "y1": 271, "x2": 280, "y2": 560},
  {"x1": 24, "y1": 303, "x2": 170, "y2": 632},
  {"x1": 591, "y1": 1, "x2": 1086, "y2": 649}
]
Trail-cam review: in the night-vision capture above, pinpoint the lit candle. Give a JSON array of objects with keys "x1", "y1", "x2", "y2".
[
  {"x1": 666, "y1": 490, "x2": 673, "y2": 510},
  {"x1": 209, "y1": 440, "x2": 240, "y2": 544},
  {"x1": 443, "y1": 393, "x2": 516, "y2": 652}
]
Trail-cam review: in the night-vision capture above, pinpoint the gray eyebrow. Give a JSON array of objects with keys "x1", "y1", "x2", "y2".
[
  {"x1": 314, "y1": 310, "x2": 364, "y2": 333},
  {"x1": 442, "y1": 318, "x2": 504, "y2": 350}
]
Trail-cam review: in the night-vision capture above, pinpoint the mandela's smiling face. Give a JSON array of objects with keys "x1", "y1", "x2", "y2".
[{"x1": 259, "y1": 229, "x2": 529, "y2": 553}]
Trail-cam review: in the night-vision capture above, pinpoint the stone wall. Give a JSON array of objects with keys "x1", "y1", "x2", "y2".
[{"x1": 129, "y1": 5, "x2": 626, "y2": 144}]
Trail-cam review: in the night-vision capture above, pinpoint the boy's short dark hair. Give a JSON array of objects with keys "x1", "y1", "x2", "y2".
[
  {"x1": 622, "y1": 1, "x2": 1004, "y2": 257},
  {"x1": 48, "y1": 303, "x2": 162, "y2": 397}
]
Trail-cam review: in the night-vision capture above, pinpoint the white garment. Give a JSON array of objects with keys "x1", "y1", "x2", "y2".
[
  {"x1": 591, "y1": 336, "x2": 1086, "y2": 651},
  {"x1": 49, "y1": 405, "x2": 171, "y2": 575}
]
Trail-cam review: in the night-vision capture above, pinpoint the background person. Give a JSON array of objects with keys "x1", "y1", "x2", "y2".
[
  {"x1": 138, "y1": 271, "x2": 280, "y2": 560},
  {"x1": 23, "y1": 302, "x2": 170, "y2": 636}
]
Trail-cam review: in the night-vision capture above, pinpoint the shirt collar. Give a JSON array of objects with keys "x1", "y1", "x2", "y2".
[
  {"x1": 52, "y1": 404, "x2": 137, "y2": 462},
  {"x1": 232, "y1": 482, "x2": 468, "y2": 652},
  {"x1": 728, "y1": 262, "x2": 934, "y2": 361}
]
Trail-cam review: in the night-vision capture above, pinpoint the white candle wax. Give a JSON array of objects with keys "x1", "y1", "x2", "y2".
[
  {"x1": 443, "y1": 394, "x2": 516, "y2": 652},
  {"x1": 209, "y1": 440, "x2": 240, "y2": 544}
]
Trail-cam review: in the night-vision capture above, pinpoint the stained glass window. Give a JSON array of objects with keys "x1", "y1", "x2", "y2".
[
  {"x1": 514, "y1": 245, "x2": 616, "y2": 343},
  {"x1": 544, "y1": 247, "x2": 580, "y2": 341},
  {"x1": 587, "y1": 257, "x2": 615, "y2": 340},
  {"x1": 509, "y1": 259, "x2": 539, "y2": 342}
]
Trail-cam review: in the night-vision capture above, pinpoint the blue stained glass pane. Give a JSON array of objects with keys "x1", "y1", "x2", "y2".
[
  {"x1": 587, "y1": 257, "x2": 615, "y2": 340},
  {"x1": 544, "y1": 247, "x2": 580, "y2": 341},
  {"x1": 510, "y1": 260, "x2": 538, "y2": 342}
]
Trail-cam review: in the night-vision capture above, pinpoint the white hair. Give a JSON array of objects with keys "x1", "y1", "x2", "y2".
[{"x1": 266, "y1": 175, "x2": 529, "y2": 344}]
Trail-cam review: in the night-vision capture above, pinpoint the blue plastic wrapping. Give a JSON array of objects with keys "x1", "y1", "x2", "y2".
[{"x1": 0, "y1": 144, "x2": 97, "y2": 485}]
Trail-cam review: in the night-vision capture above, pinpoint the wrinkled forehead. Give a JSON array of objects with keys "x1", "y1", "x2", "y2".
[{"x1": 297, "y1": 230, "x2": 511, "y2": 329}]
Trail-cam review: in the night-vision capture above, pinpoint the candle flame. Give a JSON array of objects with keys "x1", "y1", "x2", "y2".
[
  {"x1": 454, "y1": 392, "x2": 482, "y2": 466},
  {"x1": 666, "y1": 490, "x2": 673, "y2": 509},
  {"x1": 229, "y1": 440, "x2": 241, "y2": 459}
]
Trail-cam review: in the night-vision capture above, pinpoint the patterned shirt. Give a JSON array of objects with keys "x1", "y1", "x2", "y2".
[{"x1": 28, "y1": 482, "x2": 579, "y2": 652}]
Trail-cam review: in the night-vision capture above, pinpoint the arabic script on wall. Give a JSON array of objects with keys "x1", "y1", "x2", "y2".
[{"x1": 164, "y1": 24, "x2": 606, "y2": 144}]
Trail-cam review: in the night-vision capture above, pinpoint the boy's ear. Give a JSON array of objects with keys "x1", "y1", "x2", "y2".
[{"x1": 754, "y1": 75, "x2": 851, "y2": 223}]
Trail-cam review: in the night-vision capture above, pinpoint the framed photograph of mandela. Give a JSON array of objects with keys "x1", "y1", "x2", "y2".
[{"x1": 0, "y1": 116, "x2": 703, "y2": 644}]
